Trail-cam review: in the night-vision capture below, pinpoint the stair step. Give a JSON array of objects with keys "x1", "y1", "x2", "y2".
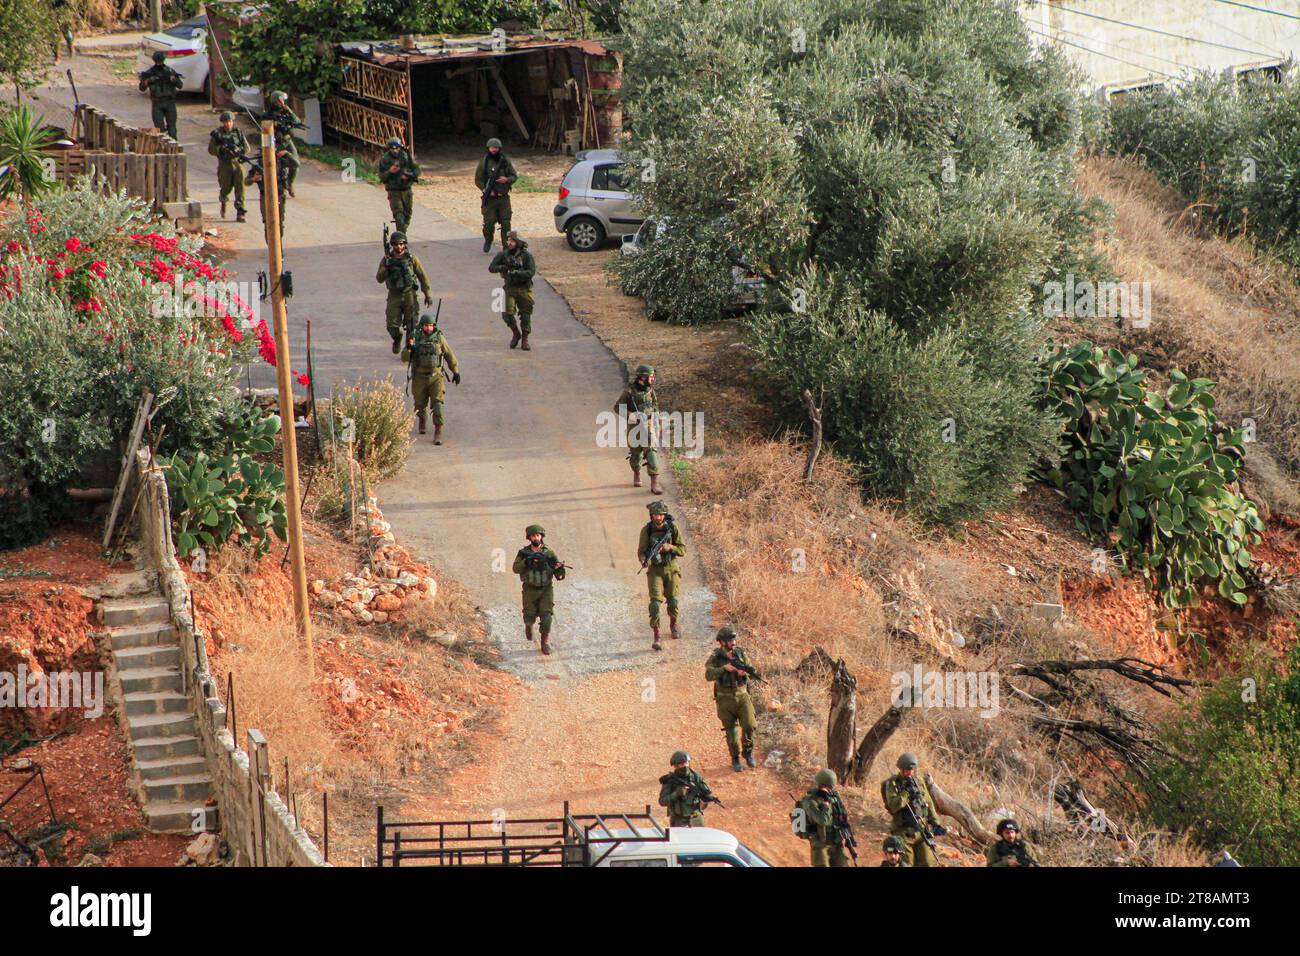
[
  {"x1": 145, "y1": 799, "x2": 220, "y2": 834},
  {"x1": 134, "y1": 734, "x2": 201, "y2": 762},
  {"x1": 123, "y1": 690, "x2": 190, "y2": 716},
  {"x1": 106, "y1": 622, "x2": 179, "y2": 650},
  {"x1": 119, "y1": 666, "x2": 182, "y2": 695},
  {"x1": 116, "y1": 644, "x2": 180, "y2": 671},
  {"x1": 143, "y1": 773, "x2": 214, "y2": 803},
  {"x1": 136, "y1": 753, "x2": 208, "y2": 781},
  {"x1": 100, "y1": 597, "x2": 170, "y2": 628},
  {"x1": 128, "y1": 711, "x2": 195, "y2": 741}
]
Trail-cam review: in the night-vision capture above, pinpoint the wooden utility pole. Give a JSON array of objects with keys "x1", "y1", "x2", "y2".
[
  {"x1": 260, "y1": 119, "x2": 314, "y2": 677},
  {"x1": 150, "y1": 0, "x2": 163, "y2": 32}
]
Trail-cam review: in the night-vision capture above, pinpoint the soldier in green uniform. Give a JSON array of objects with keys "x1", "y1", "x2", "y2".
[
  {"x1": 138, "y1": 51, "x2": 183, "y2": 140},
  {"x1": 245, "y1": 149, "x2": 299, "y2": 240},
  {"x1": 705, "y1": 626, "x2": 759, "y2": 771},
  {"x1": 615, "y1": 364, "x2": 661, "y2": 494},
  {"x1": 881, "y1": 835, "x2": 908, "y2": 867},
  {"x1": 402, "y1": 312, "x2": 460, "y2": 446},
  {"x1": 266, "y1": 91, "x2": 302, "y2": 196},
  {"x1": 511, "y1": 524, "x2": 566, "y2": 655},
  {"x1": 475, "y1": 137, "x2": 516, "y2": 253},
  {"x1": 487, "y1": 231, "x2": 536, "y2": 350},
  {"x1": 658, "y1": 751, "x2": 716, "y2": 827},
  {"x1": 985, "y1": 819, "x2": 1040, "y2": 867},
  {"x1": 208, "y1": 111, "x2": 248, "y2": 222},
  {"x1": 881, "y1": 752, "x2": 946, "y2": 868},
  {"x1": 639, "y1": 500, "x2": 685, "y2": 651},
  {"x1": 378, "y1": 137, "x2": 420, "y2": 232},
  {"x1": 377, "y1": 233, "x2": 433, "y2": 354},
  {"x1": 796, "y1": 769, "x2": 854, "y2": 867}
]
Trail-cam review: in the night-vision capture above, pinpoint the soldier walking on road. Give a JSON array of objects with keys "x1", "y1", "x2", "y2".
[
  {"x1": 511, "y1": 524, "x2": 566, "y2": 655},
  {"x1": 378, "y1": 137, "x2": 420, "y2": 232},
  {"x1": 402, "y1": 312, "x2": 459, "y2": 446},
  {"x1": 488, "y1": 231, "x2": 536, "y2": 350},
  {"x1": 616, "y1": 364, "x2": 661, "y2": 494},
  {"x1": 377, "y1": 233, "x2": 432, "y2": 354},
  {"x1": 639, "y1": 500, "x2": 684, "y2": 651},
  {"x1": 658, "y1": 751, "x2": 716, "y2": 827},
  {"x1": 796, "y1": 769, "x2": 855, "y2": 867},
  {"x1": 266, "y1": 91, "x2": 302, "y2": 196},
  {"x1": 138, "y1": 50, "x2": 183, "y2": 140},
  {"x1": 705, "y1": 626, "x2": 759, "y2": 772},
  {"x1": 245, "y1": 149, "x2": 299, "y2": 240},
  {"x1": 881, "y1": 752, "x2": 946, "y2": 868},
  {"x1": 208, "y1": 111, "x2": 248, "y2": 222},
  {"x1": 985, "y1": 819, "x2": 1040, "y2": 867},
  {"x1": 475, "y1": 137, "x2": 516, "y2": 253}
]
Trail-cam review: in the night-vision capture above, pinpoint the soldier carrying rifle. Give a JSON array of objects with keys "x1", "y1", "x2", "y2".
[{"x1": 208, "y1": 111, "x2": 248, "y2": 222}]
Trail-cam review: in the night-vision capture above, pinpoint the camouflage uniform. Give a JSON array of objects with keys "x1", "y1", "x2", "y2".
[
  {"x1": 245, "y1": 152, "x2": 298, "y2": 239},
  {"x1": 207, "y1": 116, "x2": 248, "y2": 220},
  {"x1": 266, "y1": 97, "x2": 301, "y2": 192},
  {"x1": 639, "y1": 502, "x2": 685, "y2": 648},
  {"x1": 139, "y1": 54, "x2": 183, "y2": 140},
  {"x1": 658, "y1": 765, "x2": 713, "y2": 827},
  {"x1": 377, "y1": 247, "x2": 431, "y2": 350},
  {"x1": 402, "y1": 320, "x2": 458, "y2": 440},
  {"x1": 378, "y1": 140, "x2": 420, "y2": 231},
  {"x1": 798, "y1": 772, "x2": 852, "y2": 867},
  {"x1": 511, "y1": 529, "x2": 565, "y2": 653},
  {"x1": 475, "y1": 141, "x2": 516, "y2": 251},
  {"x1": 985, "y1": 820, "x2": 1040, "y2": 867},
  {"x1": 616, "y1": 366, "x2": 660, "y2": 489},
  {"x1": 882, "y1": 758, "x2": 942, "y2": 868},
  {"x1": 881, "y1": 835, "x2": 909, "y2": 867},
  {"x1": 488, "y1": 234, "x2": 536, "y2": 349},
  {"x1": 705, "y1": 631, "x2": 758, "y2": 769}
]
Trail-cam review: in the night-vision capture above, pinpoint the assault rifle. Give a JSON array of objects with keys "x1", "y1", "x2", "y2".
[
  {"x1": 661, "y1": 774, "x2": 725, "y2": 809},
  {"x1": 481, "y1": 154, "x2": 506, "y2": 202},
  {"x1": 833, "y1": 806, "x2": 859, "y2": 864},
  {"x1": 718, "y1": 648, "x2": 765, "y2": 684},
  {"x1": 992, "y1": 840, "x2": 1038, "y2": 867},
  {"x1": 901, "y1": 778, "x2": 945, "y2": 851},
  {"x1": 638, "y1": 515, "x2": 675, "y2": 574},
  {"x1": 523, "y1": 551, "x2": 574, "y2": 577}
]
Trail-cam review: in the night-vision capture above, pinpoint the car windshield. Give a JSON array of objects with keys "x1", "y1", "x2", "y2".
[
  {"x1": 734, "y1": 842, "x2": 772, "y2": 867},
  {"x1": 163, "y1": 15, "x2": 206, "y2": 38}
]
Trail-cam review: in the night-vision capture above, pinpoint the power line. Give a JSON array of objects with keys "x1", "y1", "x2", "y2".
[
  {"x1": 1025, "y1": 24, "x2": 1177, "y2": 80},
  {"x1": 1028, "y1": 1, "x2": 1280, "y2": 58},
  {"x1": 1208, "y1": 0, "x2": 1300, "y2": 22},
  {"x1": 1042, "y1": 21, "x2": 1202, "y2": 72}
]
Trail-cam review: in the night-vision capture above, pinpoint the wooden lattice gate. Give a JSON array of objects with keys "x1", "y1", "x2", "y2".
[{"x1": 325, "y1": 56, "x2": 412, "y2": 152}]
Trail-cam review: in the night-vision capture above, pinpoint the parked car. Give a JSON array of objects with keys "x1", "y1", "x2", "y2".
[
  {"x1": 595, "y1": 826, "x2": 773, "y2": 867},
  {"x1": 554, "y1": 148, "x2": 644, "y2": 251},
  {"x1": 620, "y1": 217, "x2": 767, "y2": 320},
  {"x1": 137, "y1": 10, "x2": 263, "y2": 108}
]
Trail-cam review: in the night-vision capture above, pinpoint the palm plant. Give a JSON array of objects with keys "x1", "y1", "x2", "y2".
[{"x1": 0, "y1": 104, "x2": 60, "y2": 203}]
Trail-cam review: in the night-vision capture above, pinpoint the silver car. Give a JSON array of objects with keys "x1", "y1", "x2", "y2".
[{"x1": 554, "y1": 149, "x2": 644, "y2": 251}]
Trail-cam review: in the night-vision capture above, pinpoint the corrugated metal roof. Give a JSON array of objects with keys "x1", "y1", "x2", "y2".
[{"x1": 337, "y1": 35, "x2": 612, "y2": 67}]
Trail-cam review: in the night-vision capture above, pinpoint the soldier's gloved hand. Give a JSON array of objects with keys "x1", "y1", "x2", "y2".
[
  {"x1": 452, "y1": 372, "x2": 461, "y2": 385},
  {"x1": 930, "y1": 823, "x2": 947, "y2": 837},
  {"x1": 424, "y1": 295, "x2": 433, "y2": 307}
]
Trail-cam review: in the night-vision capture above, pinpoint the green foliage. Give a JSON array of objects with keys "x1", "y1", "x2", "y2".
[
  {"x1": 227, "y1": 0, "x2": 370, "y2": 102},
  {"x1": 1143, "y1": 641, "x2": 1300, "y2": 867},
  {"x1": 0, "y1": 0, "x2": 56, "y2": 94},
  {"x1": 1040, "y1": 342, "x2": 1263, "y2": 608},
  {"x1": 0, "y1": 104, "x2": 60, "y2": 202},
  {"x1": 361, "y1": 0, "x2": 546, "y2": 34},
  {"x1": 1106, "y1": 69, "x2": 1300, "y2": 266},
  {"x1": 327, "y1": 379, "x2": 413, "y2": 483},
  {"x1": 160, "y1": 406, "x2": 287, "y2": 560}
]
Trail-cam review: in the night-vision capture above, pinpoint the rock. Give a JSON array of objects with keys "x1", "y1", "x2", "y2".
[
  {"x1": 335, "y1": 608, "x2": 354, "y2": 622},
  {"x1": 1030, "y1": 603, "x2": 1064, "y2": 621},
  {"x1": 12, "y1": 757, "x2": 33, "y2": 771},
  {"x1": 383, "y1": 562, "x2": 400, "y2": 579},
  {"x1": 371, "y1": 611, "x2": 388, "y2": 624},
  {"x1": 310, "y1": 579, "x2": 325, "y2": 596},
  {"x1": 185, "y1": 832, "x2": 220, "y2": 866},
  {"x1": 793, "y1": 722, "x2": 806, "y2": 734},
  {"x1": 357, "y1": 608, "x2": 374, "y2": 624},
  {"x1": 76, "y1": 853, "x2": 104, "y2": 867},
  {"x1": 358, "y1": 588, "x2": 376, "y2": 605},
  {"x1": 349, "y1": 601, "x2": 366, "y2": 615},
  {"x1": 423, "y1": 577, "x2": 438, "y2": 601},
  {"x1": 396, "y1": 572, "x2": 420, "y2": 588},
  {"x1": 766, "y1": 699, "x2": 785, "y2": 713},
  {"x1": 317, "y1": 589, "x2": 341, "y2": 609},
  {"x1": 374, "y1": 593, "x2": 402, "y2": 612},
  {"x1": 434, "y1": 632, "x2": 457, "y2": 648},
  {"x1": 340, "y1": 587, "x2": 360, "y2": 603}
]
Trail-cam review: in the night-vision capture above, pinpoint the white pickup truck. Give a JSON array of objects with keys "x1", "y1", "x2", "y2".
[{"x1": 595, "y1": 827, "x2": 771, "y2": 868}]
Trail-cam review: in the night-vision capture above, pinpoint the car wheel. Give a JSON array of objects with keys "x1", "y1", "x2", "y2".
[{"x1": 565, "y1": 216, "x2": 606, "y2": 252}]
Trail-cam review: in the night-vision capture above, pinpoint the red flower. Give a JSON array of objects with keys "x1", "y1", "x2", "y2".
[
  {"x1": 65, "y1": 236, "x2": 83, "y2": 253},
  {"x1": 88, "y1": 260, "x2": 107, "y2": 278},
  {"x1": 297, "y1": 372, "x2": 311, "y2": 387},
  {"x1": 5, "y1": 240, "x2": 21, "y2": 253}
]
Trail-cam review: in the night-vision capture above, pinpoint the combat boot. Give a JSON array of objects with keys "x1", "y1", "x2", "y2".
[
  {"x1": 236, "y1": 207, "x2": 247, "y2": 223},
  {"x1": 669, "y1": 616, "x2": 681, "y2": 640},
  {"x1": 524, "y1": 621, "x2": 534, "y2": 642},
  {"x1": 743, "y1": 749, "x2": 756, "y2": 769},
  {"x1": 507, "y1": 319, "x2": 521, "y2": 349},
  {"x1": 220, "y1": 200, "x2": 227, "y2": 219},
  {"x1": 540, "y1": 631, "x2": 551, "y2": 655},
  {"x1": 520, "y1": 330, "x2": 531, "y2": 351},
  {"x1": 731, "y1": 754, "x2": 744, "y2": 773},
  {"x1": 391, "y1": 336, "x2": 401, "y2": 355},
  {"x1": 651, "y1": 626, "x2": 662, "y2": 652},
  {"x1": 433, "y1": 424, "x2": 443, "y2": 446},
  {"x1": 417, "y1": 410, "x2": 426, "y2": 435},
  {"x1": 650, "y1": 473, "x2": 663, "y2": 495},
  {"x1": 632, "y1": 467, "x2": 642, "y2": 488}
]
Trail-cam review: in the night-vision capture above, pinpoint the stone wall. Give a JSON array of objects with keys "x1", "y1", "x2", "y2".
[{"x1": 132, "y1": 450, "x2": 328, "y2": 867}]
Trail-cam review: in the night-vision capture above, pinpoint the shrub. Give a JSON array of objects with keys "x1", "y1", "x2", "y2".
[
  {"x1": 325, "y1": 379, "x2": 412, "y2": 483},
  {"x1": 1142, "y1": 641, "x2": 1300, "y2": 867},
  {"x1": 0, "y1": 105, "x2": 59, "y2": 202},
  {"x1": 1039, "y1": 342, "x2": 1263, "y2": 608}
]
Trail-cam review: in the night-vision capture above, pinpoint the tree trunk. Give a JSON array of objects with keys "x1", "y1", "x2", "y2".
[
  {"x1": 924, "y1": 772, "x2": 995, "y2": 846},
  {"x1": 826, "y1": 658, "x2": 857, "y2": 779},
  {"x1": 848, "y1": 703, "x2": 907, "y2": 785},
  {"x1": 802, "y1": 387, "x2": 823, "y2": 482}
]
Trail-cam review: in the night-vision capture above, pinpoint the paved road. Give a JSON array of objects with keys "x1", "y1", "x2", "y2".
[{"x1": 30, "y1": 58, "x2": 714, "y2": 680}]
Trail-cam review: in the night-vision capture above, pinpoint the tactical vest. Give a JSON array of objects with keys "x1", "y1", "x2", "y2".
[
  {"x1": 411, "y1": 329, "x2": 442, "y2": 371},
  {"x1": 211, "y1": 129, "x2": 244, "y2": 161},
  {"x1": 710, "y1": 647, "x2": 751, "y2": 691},
  {"x1": 483, "y1": 154, "x2": 510, "y2": 195},
  {"x1": 501, "y1": 250, "x2": 532, "y2": 287},
  {"x1": 519, "y1": 548, "x2": 555, "y2": 587},
  {"x1": 644, "y1": 521, "x2": 675, "y2": 565},
  {"x1": 145, "y1": 67, "x2": 179, "y2": 102},
  {"x1": 628, "y1": 383, "x2": 658, "y2": 416},
  {"x1": 385, "y1": 255, "x2": 418, "y2": 294},
  {"x1": 269, "y1": 107, "x2": 297, "y2": 138}
]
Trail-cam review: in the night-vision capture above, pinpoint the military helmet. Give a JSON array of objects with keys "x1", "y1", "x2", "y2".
[
  {"x1": 486, "y1": 137, "x2": 503, "y2": 149},
  {"x1": 219, "y1": 110, "x2": 234, "y2": 121},
  {"x1": 670, "y1": 750, "x2": 690, "y2": 765},
  {"x1": 152, "y1": 50, "x2": 167, "y2": 63},
  {"x1": 635, "y1": 363, "x2": 654, "y2": 377},
  {"x1": 814, "y1": 768, "x2": 837, "y2": 789},
  {"x1": 525, "y1": 524, "x2": 545, "y2": 537},
  {"x1": 386, "y1": 137, "x2": 402, "y2": 148},
  {"x1": 883, "y1": 835, "x2": 905, "y2": 852},
  {"x1": 389, "y1": 231, "x2": 407, "y2": 245},
  {"x1": 419, "y1": 312, "x2": 436, "y2": 327},
  {"x1": 996, "y1": 818, "x2": 1020, "y2": 835},
  {"x1": 647, "y1": 500, "x2": 669, "y2": 515},
  {"x1": 271, "y1": 90, "x2": 288, "y2": 102},
  {"x1": 506, "y1": 230, "x2": 522, "y2": 244},
  {"x1": 897, "y1": 752, "x2": 919, "y2": 770},
  {"x1": 716, "y1": 626, "x2": 736, "y2": 642}
]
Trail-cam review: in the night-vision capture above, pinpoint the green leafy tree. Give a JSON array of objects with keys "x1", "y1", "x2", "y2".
[
  {"x1": 0, "y1": 0, "x2": 56, "y2": 96},
  {"x1": 227, "y1": 0, "x2": 370, "y2": 102}
]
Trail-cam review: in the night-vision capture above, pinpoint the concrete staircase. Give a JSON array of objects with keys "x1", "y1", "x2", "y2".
[{"x1": 99, "y1": 593, "x2": 218, "y2": 834}]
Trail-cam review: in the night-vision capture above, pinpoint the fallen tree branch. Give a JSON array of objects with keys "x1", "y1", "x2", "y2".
[
  {"x1": 1009, "y1": 658, "x2": 1195, "y2": 697},
  {"x1": 849, "y1": 703, "x2": 908, "y2": 786},
  {"x1": 924, "y1": 772, "x2": 996, "y2": 847}
]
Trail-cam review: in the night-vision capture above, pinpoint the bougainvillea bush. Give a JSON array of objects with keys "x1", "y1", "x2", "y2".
[{"x1": 0, "y1": 181, "x2": 301, "y2": 548}]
